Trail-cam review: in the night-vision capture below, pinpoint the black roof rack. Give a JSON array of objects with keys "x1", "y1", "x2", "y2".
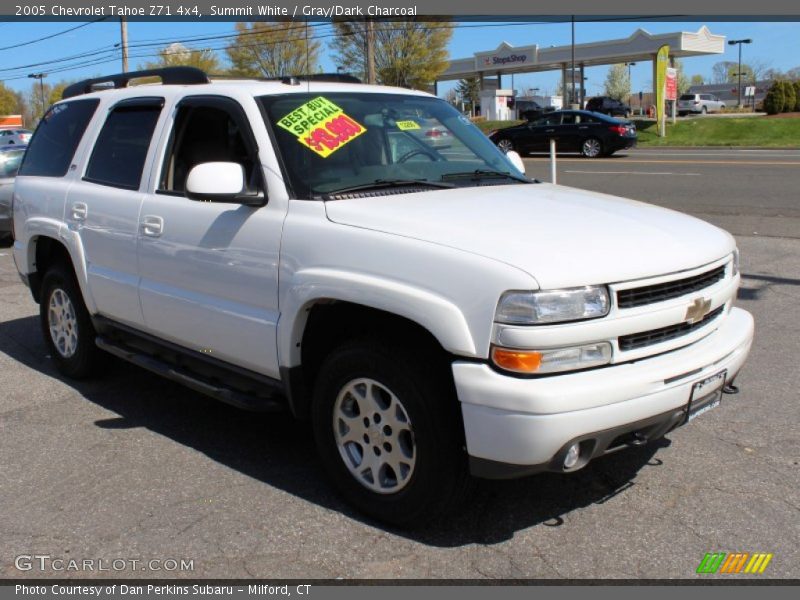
[
  {"x1": 209, "y1": 73, "x2": 362, "y2": 85},
  {"x1": 62, "y1": 67, "x2": 209, "y2": 99}
]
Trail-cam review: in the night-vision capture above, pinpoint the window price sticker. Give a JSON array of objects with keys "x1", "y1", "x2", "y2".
[
  {"x1": 277, "y1": 96, "x2": 367, "y2": 158},
  {"x1": 395, "y1": 120, "x2": 421, "y2": 131}
]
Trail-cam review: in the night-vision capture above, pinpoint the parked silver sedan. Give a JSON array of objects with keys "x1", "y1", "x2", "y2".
[
  {"x1": 0, "y1": 129, "x2": 32, "y2": 146},
  {"x1": 677, "y1": 93, "x2": 726, "y2": 115},
  {"x1": 0, "y1": 146, "x2": 25, "y2": 241}
]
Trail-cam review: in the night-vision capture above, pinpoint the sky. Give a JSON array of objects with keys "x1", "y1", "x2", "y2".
[{"x1": 0, "y1": 18, "x2": 798, "y2": 100}]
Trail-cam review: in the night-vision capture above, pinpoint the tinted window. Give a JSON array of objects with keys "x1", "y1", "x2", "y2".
[
  {"x1": 679, "y1": 94, "x2": 696, "y2": 100},
  {"x1": 18, "y1": 99, "x2": 99, "y2": 177},
  {"x1": 85, "y1": 101, "x2": 163, "y2": 190},
  {"x1": 534, "y1": 114, "x2": 561, "y2": 126}
]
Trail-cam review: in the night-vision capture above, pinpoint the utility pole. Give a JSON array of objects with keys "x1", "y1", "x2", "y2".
[
  {"x1": 120, "y1": 16, "x2": 129, "y2": 72},
  {"x1": 365, "y1": 19, "x2": 376, "y2": 84}
]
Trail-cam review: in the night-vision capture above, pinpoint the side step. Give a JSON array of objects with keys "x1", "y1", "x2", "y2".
[{"x1": 95, "y1": 337, "x2": 285, "y2": 413}]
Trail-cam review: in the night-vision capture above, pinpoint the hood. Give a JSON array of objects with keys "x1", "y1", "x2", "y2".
[{"x1": 324, "y1": 183, "x2": 734, "y2": 289}]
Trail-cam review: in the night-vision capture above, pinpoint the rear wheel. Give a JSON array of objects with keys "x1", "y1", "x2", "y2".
[
  {"x1": 581, "y1": 137, "x2": 603, "y2": 158},
  {"x1": 40, "y1": 264, "x2": 103, "y2": 379},
  {"x1": 311, "y1": 340, "x2": 470, "y2": 527}
]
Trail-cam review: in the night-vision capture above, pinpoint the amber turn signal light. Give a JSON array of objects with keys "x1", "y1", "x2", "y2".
[{"x1": 491, "y1": 347, "x2": 542, "y2": 373}]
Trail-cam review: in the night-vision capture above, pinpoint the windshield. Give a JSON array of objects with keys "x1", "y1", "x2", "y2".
[{"x1": 259, "y1": 92, "x2": 528, "y2": 199}]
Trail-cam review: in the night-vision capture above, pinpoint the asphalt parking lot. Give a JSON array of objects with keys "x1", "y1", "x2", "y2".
[{"x1": 1, "y1": 150, "x2": 798, "y2": 579}]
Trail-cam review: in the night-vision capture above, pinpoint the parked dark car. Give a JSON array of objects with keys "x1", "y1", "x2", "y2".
[
  {"x1": 488, "y1": 110, "x2": 637, "y2": 158},
  {"x1": 516, "y1": 99, "x2": 556, "y2": 121},
  {"x1": 585, "y1": 96, "x2": 631, "y2": 117}
]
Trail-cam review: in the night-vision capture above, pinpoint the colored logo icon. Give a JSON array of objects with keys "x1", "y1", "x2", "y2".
[{"x1": 697, "y1": 552, "x2": 773, "y2": 574}]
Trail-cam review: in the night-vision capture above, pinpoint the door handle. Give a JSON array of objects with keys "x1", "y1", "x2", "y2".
[
  {"x1": 578, "y1": 126, "x2": 588, "y2": 129},
  {"x1": 70, "y1": 202, "x2": 88, "y2": 221},
  {"x1": 545, "y1": 128, "x2": 555, "y2": 133},
  {"x1": 141, "y1": 215, "x2": 164, "y2": 237}
]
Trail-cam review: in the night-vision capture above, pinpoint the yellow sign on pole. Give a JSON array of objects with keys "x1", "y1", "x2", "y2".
[{"x1": 655, "y1": 45, "x2": 670, "y2": 137}]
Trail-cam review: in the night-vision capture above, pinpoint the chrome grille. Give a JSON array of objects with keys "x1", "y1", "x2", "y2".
[
  {"x1": 617, "y1": 265, "x2": 726, "y2": 309},
  {"x1": 618, "y1": 306, "x2": 724, "y2": 351}
]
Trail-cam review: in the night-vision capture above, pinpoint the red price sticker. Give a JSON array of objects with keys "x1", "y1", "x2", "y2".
[
  {"x1": 299, "y1": 113, "x2": 366, "y2": 158},
  {"x1": 277, "y1": 96, "x2": 367, "y2": 158}
]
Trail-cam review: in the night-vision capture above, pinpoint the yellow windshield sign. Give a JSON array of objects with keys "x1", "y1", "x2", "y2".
[
  {"x1": 395, "y1": 120, "x2": 421, "y2": 131},
  {"x1": 278, "y1": 96, "x2": 366, "y2": 158}
]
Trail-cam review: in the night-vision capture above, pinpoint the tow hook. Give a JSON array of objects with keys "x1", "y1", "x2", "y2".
[
  {"x1": 722, "y1": 383, "x2": 740, "y2": 395},
  {"x1": 630, "y1": 432, "x2": 648, "y2": 446}
]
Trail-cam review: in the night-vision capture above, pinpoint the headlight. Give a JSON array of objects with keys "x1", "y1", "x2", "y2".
[
  {"x1": 732, "y1": 248, "x2": 740, "y2": 276},
  {"x1": 492, "y1": 342, "x2": 612, "y2": 375},
  {"x1": 495, "y1": 286, "x2": 610, "y2": 325}
]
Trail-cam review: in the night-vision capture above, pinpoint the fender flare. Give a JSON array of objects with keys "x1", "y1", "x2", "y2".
[{"x1": 278, "y1": 268, "x2": 478, "y2": 368}]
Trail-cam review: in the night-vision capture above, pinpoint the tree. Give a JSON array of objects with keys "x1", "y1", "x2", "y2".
[
  {"x1": 690, "y1": 74, "x2": 705, "y2": 87},
  {"x1": 787, "y1": 66, "x2": 800, "y2": 81},
  {"x1": 763, "y1": 81, "x2": 785, "y2": 114},
  {"x1": 794, "y1": 81, "x2": 800, "y2": 111},
  {"x1": 0, "y1": 82, "x2": 19, "y2": 115},
  {"x1": 141, "y1": 42, "x2": 221, "y2": 73},
  {"x1": 673, "y1": 59, "x2": 690, "y2": 95},
  {"x1": 226, "y1": 22, "x2": 319, "y2": 78},
  {"x1": 780, "y1": 80, "x2": 796, "y2": 113},
  {"x1": 331, "y1": 20, "x2": 452, "y2": 90},
  {"x1": 603, "y1": 64, "x2": 629, "y2": 102},
  {"x1": 443, "y1": 87, "x2": 458, "y2": 107},
  {"x1": 456, "y1": 77, "x2": 480, "y2": 115}
]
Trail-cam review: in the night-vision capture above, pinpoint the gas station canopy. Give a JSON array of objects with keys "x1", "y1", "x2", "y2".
[
  {"x1": 441, "y1": 26, "x2": 726, "y2": 80},
  {"x1": 438, "y1": 26, "x2": 726, "y2": 110}
]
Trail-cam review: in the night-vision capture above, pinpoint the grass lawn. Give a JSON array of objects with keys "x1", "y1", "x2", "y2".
[
  {"x1": 627, "y1": 117, "x2": 800, "y2": 147},
  {"x1": 475, "y1": 116, "x2": 800, "y2": 148}
]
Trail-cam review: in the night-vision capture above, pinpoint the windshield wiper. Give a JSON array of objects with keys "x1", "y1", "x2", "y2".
[
  {"x1": 322, "y1": 178, "x2": 454, "y2": 198},
  {"x1": 441, "y1": 169, "x2": 529, "y2": 183}
]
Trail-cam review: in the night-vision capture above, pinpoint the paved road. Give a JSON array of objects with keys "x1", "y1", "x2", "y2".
[
  {"x1": 1, "y1": 160, "x2": 799, "y2": 579},
  {"x1": 523, "y1": 148, "x2": 800, "y2": 239}
]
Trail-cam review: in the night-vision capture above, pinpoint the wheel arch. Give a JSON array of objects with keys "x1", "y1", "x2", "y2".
[{"x1": 280, "y1": 294, "x2": 471, "y2": 420}]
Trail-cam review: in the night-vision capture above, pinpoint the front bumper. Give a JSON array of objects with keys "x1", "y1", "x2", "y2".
[{"x1": 454, "y1": 307, "x2": 754, "y2": 478}]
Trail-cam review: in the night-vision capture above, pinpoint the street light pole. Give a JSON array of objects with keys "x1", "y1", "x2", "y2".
[
  {"x1": 728, "y1": 38, "x2": 752, "y2": 108},
  {"x1": 625, "y1": 62, "x2": 636, "y2": 109},
  {"x1": 27, "y1": 73, "x2": 47, "y2": 117}
]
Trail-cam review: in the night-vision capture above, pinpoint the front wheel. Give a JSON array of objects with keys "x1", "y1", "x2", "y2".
[
  {"x1": 496, "y1": 138, "x2": 514, "y2": 154},
  {"x1": 40, "y1": 264, "x2": 104, "y2": 378},
  {"x1": 311, "y1": 340, "x2": 469, "y2": 527},
  {"x1": 581, "y1": 137, "x2": 603, "y2": 158}
]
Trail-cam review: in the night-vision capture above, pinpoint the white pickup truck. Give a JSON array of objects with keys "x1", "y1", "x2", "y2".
[{"x1": 10, "y1": 68, "x2": 753, "y2": 526}]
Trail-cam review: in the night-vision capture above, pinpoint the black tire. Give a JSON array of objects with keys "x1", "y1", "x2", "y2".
[
  {"x1": 39, "y1": 263, "x2": 104, "y2": 379},
  {"x1": 311, "y1": 339, "x2": 470, "y2": 527},
  {"x1": 581, "y1": 137, "x2": 603, "y2": 158}
]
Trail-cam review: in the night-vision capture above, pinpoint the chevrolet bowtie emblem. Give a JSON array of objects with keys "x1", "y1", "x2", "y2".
[{"x1": 685, "y1": 297, "x2": 712, "y2": 324}]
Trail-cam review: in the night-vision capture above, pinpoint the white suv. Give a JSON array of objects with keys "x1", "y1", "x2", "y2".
[{"x1": 11, "y1": 68, "x2": 753, "y2": 526}]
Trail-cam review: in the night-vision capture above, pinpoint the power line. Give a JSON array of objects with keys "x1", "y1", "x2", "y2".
[{"x1": 0, "y1": 17, "x2": 108, "y2": 52}]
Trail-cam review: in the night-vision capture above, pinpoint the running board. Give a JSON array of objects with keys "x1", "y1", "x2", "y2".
[{"x1": 95, "y1": 337, "x2": 285, "y2": 413}]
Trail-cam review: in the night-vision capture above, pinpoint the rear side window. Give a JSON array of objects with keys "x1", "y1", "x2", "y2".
[
  {"x1": 18, "y1": 99, "x2": 99, "y2": 177},
  {"x1": 679, "y1": 94, "x2": 695, "y2": 100},
  {"x1": 84, "y1": 98, "x2": 164, "y2": 190}
]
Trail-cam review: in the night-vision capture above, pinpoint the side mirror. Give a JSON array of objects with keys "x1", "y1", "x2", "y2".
[
  {"x1": 505, "y1": 150, "x2": 526, "y2": 176},
  {"x1": 186, "y1": 162, "x2": 265, "y2": 206}
]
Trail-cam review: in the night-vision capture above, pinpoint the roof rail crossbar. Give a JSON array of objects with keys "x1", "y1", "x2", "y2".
[{"x1": 62, "y1": 66, "x2": 209, "y2": 99}]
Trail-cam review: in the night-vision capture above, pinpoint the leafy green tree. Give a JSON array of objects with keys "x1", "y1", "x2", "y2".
[
  {"x1": 780, "y1": 80, "x2": 796, "y2": 113},
  {"x1": 674, "y1": 59, "x2": 690, "y2": 95},
  {"x1": 690, "y1": 74, "x2": 705, "y2": 87},
  {"x1": 456, "y1": 77, "x2": 480, "y2": 115},
  {"x1": 331, "y1": 20, "x2": 452, "y2": 90},
  {"x1": 141, "y1": 42, "x2": 221, "y2": 73},
  {"x1": 794, "y1": 81, "x2": 800, "y2": 111},
  {"x1": 763, "y1": 80, "x2": 785, "y2": 114},
  {"x1": 0, "y1": 82, "x2": 19, "y2": 115},
  {"x1": 603, "y1": 64, "x2": 629, "y2": 102},
  {"x1": 226, "y1": 22, "x2": 319, "y2": 78}
]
